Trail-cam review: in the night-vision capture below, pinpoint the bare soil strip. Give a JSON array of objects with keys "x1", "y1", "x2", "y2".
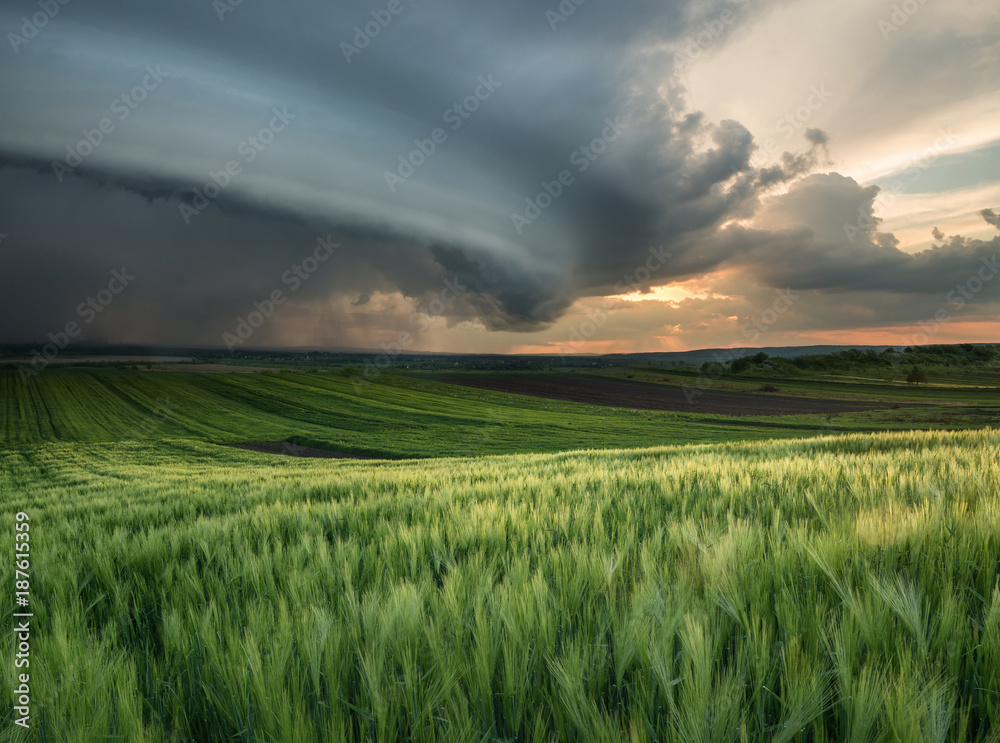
[
  {"x1": 227, "y1": 441, "x2": 373, "y2": 459},
  {"x1": 435, "y1": 373, "x2": 895, "y2": 417},
  {"x1": 156, "y1": 364, "x2": 281, "y2": 373}
]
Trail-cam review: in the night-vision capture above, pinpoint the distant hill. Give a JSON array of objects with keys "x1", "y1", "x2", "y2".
[
  {"x1": 2, "y1": 342, "x2": 996, "y2": 370},
  {"x1": 601, "y1": 345, "x2": 898, "y2": 365}
]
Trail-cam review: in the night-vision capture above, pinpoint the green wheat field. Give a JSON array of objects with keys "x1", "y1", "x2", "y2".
[{"x1": 2, "y1": 366, "x2": 999, "y2": 741}]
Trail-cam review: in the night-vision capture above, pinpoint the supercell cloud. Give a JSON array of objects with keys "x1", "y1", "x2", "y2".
[{"x1": 0, "y1": 0, "x2": 998, "y2": 350}]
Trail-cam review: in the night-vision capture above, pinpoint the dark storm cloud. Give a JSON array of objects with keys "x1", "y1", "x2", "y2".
[
  {"x1": 0, "y1": 0, "x2": 997, "y2": 347},
  {"x1": 804, "y1": 129, "x2": 828, "y2": 147}
]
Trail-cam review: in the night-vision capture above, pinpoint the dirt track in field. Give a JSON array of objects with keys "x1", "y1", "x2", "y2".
[{"x1": 435, "y1": 373, "x2": 896, "y2": 417}]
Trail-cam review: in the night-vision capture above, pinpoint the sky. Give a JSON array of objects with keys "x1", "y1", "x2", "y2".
[{"x1": 1, "y1": 0, "x2": 998, "y2": 354}]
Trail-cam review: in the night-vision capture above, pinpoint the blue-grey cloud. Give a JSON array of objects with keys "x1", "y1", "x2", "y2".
[{"x1": 0, "y1": 0, "x2": 997, "y2": 347}]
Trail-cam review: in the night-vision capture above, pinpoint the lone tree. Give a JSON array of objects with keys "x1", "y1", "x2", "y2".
[{"x1": 906, "y1": 365, "x2": 929, "y2": 386}]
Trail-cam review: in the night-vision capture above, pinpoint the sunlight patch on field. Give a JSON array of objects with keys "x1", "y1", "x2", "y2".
[{"x1": 854, "y1": 502, "x2": 932, "y2": 546}]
